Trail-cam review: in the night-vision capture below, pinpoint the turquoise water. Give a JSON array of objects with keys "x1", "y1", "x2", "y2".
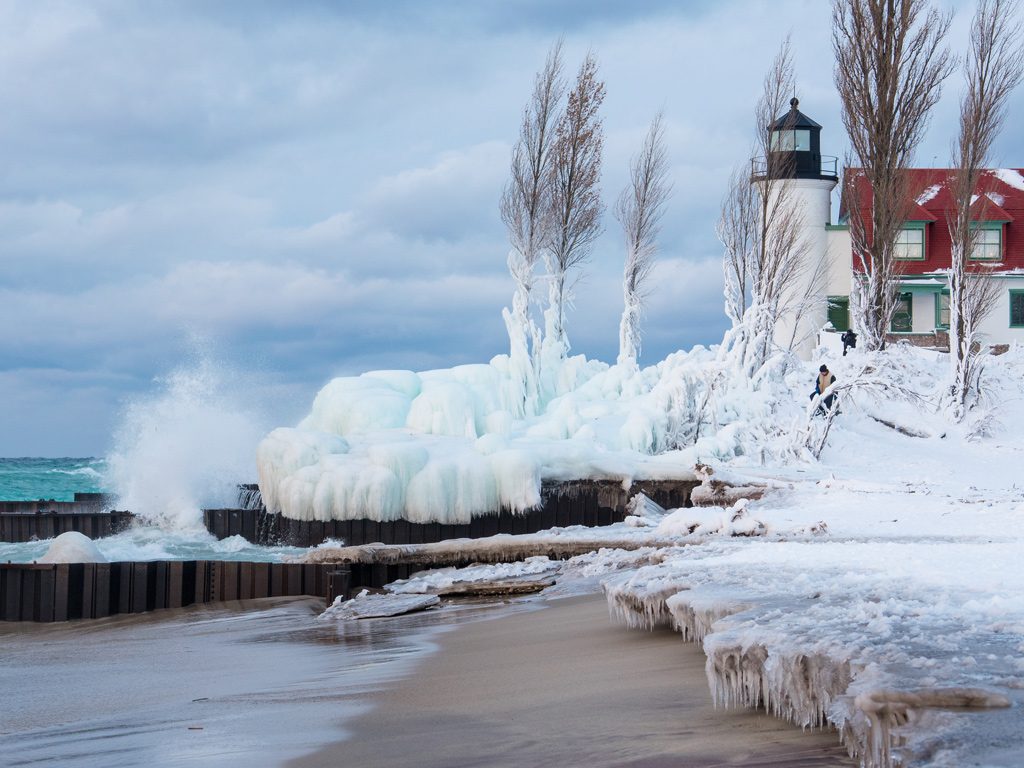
[
  {"x1": 0, "y1": 457, "x2": 107, "y2": 501},
  {"x1": 0, "y1": 457, "x2": 305, "y2": 563}
]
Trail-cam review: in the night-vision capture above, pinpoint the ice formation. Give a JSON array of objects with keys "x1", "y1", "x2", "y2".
[{"x1": 257, "y1": 340, "x2": 824, "y2": 523}]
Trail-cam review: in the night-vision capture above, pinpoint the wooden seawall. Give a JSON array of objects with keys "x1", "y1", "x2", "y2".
[
  {"x1": 206, "y1": 478, "x2": 699, "y2": 548},
  {"x1": 0, "y1": 561, "x2": 341, "y2": 622},
  {"x1": 1, "y1": 480, "x2": 699, "y2": 548},
  {"x1": 1, "y1": 478, "x2": 701, "y2": 622},
  {"x1": 0, "y1": 493, "x2": 130, "y2": 543}
]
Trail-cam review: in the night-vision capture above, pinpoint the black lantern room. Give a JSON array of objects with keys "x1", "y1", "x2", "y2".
[{"x1": 762, "y1": 98, "x2": 838, "y2": 181}]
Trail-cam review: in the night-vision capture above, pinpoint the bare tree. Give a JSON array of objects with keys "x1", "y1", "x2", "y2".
[
  {"x1": 946, "y1": 0, "x2": 1023, "y2": 421},
  {"x1": 616, "y1": 113, "x2": 671, "y2": 367},
  {"x1": 833, "y1": 0, "x2": 955, "y2": 350},
  {"x1": 500, "y1": 41, "x2": 565, "y2": 415},
  {"x1": 542, "y1": 52, "x2": 606, "y2": 360},
  {"x1": 719, "y1": 41, "x2": 818, "y2": 375},
  {"x1": 718, "y1": 165, "x2": 757, "y2": 328}
]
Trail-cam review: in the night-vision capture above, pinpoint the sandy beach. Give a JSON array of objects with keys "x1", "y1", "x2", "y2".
[{"x1": 296, "y1": 593, "x2": 855, "y2": 768}]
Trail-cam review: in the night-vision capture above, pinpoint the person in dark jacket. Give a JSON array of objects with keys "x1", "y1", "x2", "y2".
[
  {"x1": 810, "y1": 364, "x2": 837, "y2": 412},
  {"x1": 840, "y1": 329, "x2": 857, "y2": 356}
]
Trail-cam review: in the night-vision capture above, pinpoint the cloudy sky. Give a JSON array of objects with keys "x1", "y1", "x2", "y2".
[{"x1": 1, "y1": 0, "x2": 1019, "y2": 456}]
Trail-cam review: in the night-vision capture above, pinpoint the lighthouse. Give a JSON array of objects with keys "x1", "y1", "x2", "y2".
[{"x1": 754, "y1": 98, "x2": 838, "y2": 359}]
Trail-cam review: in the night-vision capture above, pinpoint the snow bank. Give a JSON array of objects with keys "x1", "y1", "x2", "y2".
[{"x1": 286, "y1": 344, "x2": 1024, "y2": 766}]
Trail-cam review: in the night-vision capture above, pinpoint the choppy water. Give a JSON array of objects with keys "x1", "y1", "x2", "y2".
[
  {"x1": 0, "y1": 457, "x2": 107, "y2": 501},
  {"x1": 0, "y1": 457, "x2": 302, "y2": 563}
]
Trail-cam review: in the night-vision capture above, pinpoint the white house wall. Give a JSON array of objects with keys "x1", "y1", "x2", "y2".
[
  {"x1": 978, "y1": 277, "x2": 1024, "y2": 344},
  {"x1": 825, "y1": 228, "x2": 851, "y2": 296}
]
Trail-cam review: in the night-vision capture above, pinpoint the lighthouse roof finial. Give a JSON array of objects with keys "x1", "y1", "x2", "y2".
[{"x1": 790, "y1": 96, "x2": 799, "y2": 110}]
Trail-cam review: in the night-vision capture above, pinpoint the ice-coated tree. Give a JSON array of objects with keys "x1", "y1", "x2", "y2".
[
  {"x1": 542, "y1": 52, "x2": 606, "y2": 363},
  {"x1": 946, "y1": 0, "x2": 1023, "y2": 422},
  {"x1": 615, "y1": 113, "x2": 670, "y2": 368},
  {"x1": 718, "y1": 40, "x2": 822, "y2": 376},
  {"x1": 500, "y1": 41, "x2": 565, "y2": 417},
  {"x1": 833, "y1": 0, "x2": 954, "y2": 351}
]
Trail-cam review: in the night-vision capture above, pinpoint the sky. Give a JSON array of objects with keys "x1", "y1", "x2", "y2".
[{"x1": 2, "y1": 0, "x2": 1021, "y2": 456}]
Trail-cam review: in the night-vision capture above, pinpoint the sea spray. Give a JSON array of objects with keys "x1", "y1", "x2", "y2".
[{"x1": 105, "y1": 352, "x2": 269, "y2": 530}]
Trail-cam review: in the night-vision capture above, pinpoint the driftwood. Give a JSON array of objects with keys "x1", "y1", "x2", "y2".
[
  {"x1": 299, "y1": 534, "x2": 678, "y2": 567},
  {"x1": 690, "y1": 463, "x2": 770, "y2": 507},
  {"x1": 405, "y1": 576, "x2": 557, "y2": 597},
  {"x1": 867, "y1": 414, "x2": 931, "y2": 438}
]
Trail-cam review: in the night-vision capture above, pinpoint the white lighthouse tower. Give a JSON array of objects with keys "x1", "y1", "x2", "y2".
[{"x1": 755, "y1": 98, "x2": 838, "y2": 359}]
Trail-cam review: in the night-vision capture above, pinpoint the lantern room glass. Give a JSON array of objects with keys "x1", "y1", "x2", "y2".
[{"x1": 770, "y1": 129, "x2": 811, "y2": 152}]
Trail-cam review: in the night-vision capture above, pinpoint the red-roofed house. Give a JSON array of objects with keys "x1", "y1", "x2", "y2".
[
  {"x1": 756, "y1": 99, "x2": 1024, "y2": 356},
  {"x1": 826, "y1": 168, "x2": 1024, "y2": 347}
]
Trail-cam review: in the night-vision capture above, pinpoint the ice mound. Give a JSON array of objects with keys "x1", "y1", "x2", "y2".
[
  {"x1": 37, "y1": 532, "x2": 107, "y2": 564},
  {"x1": 256, "y1": 346, "x2": 807, "y2": 523}
]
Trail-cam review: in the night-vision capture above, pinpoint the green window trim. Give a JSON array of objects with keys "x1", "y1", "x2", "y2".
[
  {"x1": 894, "y1": 223, "x2": 926, "y2": 261},
  {"x1": 969, "y1": 222, "x2": 1003, "y2": 261},
  {"x1": 891, "y1": 292, "x2": 914, "y2": 333},
  {"x1": 1010, "y1": 289, "x2": 1024, "y2": 329},
  {"x1": 934, "y1": 289, "x2": 950, "y2": 330}
]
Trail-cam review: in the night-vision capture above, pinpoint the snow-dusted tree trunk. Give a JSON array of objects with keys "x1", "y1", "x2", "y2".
[
  {"x1": 542, "y1": 52, "x2": 605, "y2": 366},
  {"x1": 833, "y1": 0, "x2": 954, "y2": 350},
  {"x1": 500, "y1": 41, "x2": 565, "y2": 416},
  {"x1": 616, "y1": 113, "x2": 670, "y2": 367},
  {"x1": 946, "y1": 0, "x2": 1022, "y2": 421}
]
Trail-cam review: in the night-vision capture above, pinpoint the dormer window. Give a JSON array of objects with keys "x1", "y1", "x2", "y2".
[
  {"x1": 770, "y1": 129, "x2": 811, "y2": 152},
  {"x1": 894, "y1": 225, "x2": 925, "y2": 260},
  {"x1": 970, "y1": 224, "x2": 1002, "y2": 260}
]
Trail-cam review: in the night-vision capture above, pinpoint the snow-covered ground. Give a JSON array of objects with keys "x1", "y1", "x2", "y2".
[{"x1": 302, "y1": 343, "x2": 1024, "y2": 767}]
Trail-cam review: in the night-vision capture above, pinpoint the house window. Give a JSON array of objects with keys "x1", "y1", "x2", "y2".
[
  {"x1": 770, "y1": 129, "x2": 811, "y2": 152},
  {"x1": 891, "y1": 292, "x2": 913, "y2": 332},
  {"x1": 827, "y1": 296, "x2": 850, "y2": 331},
  {"x1": 1011, "y1": 290, "x2": 1024, "y2": 328},
  {"x1": 935, "y1": 290, "x2": 950, "y2": 329},
  {"x1": 894, "y1": 228, "x2": 925, "y2": 260},
  {"x1": 970, "y1": 226, "x2": 1002, "y2": 261}
]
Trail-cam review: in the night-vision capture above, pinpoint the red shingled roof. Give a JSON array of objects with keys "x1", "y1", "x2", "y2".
[{"x1": 840, "y1": 168, "x2": 1024, "y2": 273}]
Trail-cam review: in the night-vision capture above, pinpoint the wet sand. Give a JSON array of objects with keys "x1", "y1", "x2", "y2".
[
  {"x1": 295, "y1": 594, "x2": 855, "y2": 768},
  {"x1": 0, "y1": 597, "x2": 460, "y2": 767}
]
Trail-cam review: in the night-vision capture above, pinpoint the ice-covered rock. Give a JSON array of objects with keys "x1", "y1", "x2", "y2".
[
  {"x1": 37, "y1": 532, "x2": 107, "y2": 564},
  {"x1": 318, "y1": 591, "x2": 440, "y2": 620}
]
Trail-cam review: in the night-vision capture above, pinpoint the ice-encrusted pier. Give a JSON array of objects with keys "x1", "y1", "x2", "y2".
[
  {"x1": 207, "y1": 478, "x2": 699, "y2": 547},
  {"x1": 0, "y1": 479, "x2": 700, "y2": 548}
]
